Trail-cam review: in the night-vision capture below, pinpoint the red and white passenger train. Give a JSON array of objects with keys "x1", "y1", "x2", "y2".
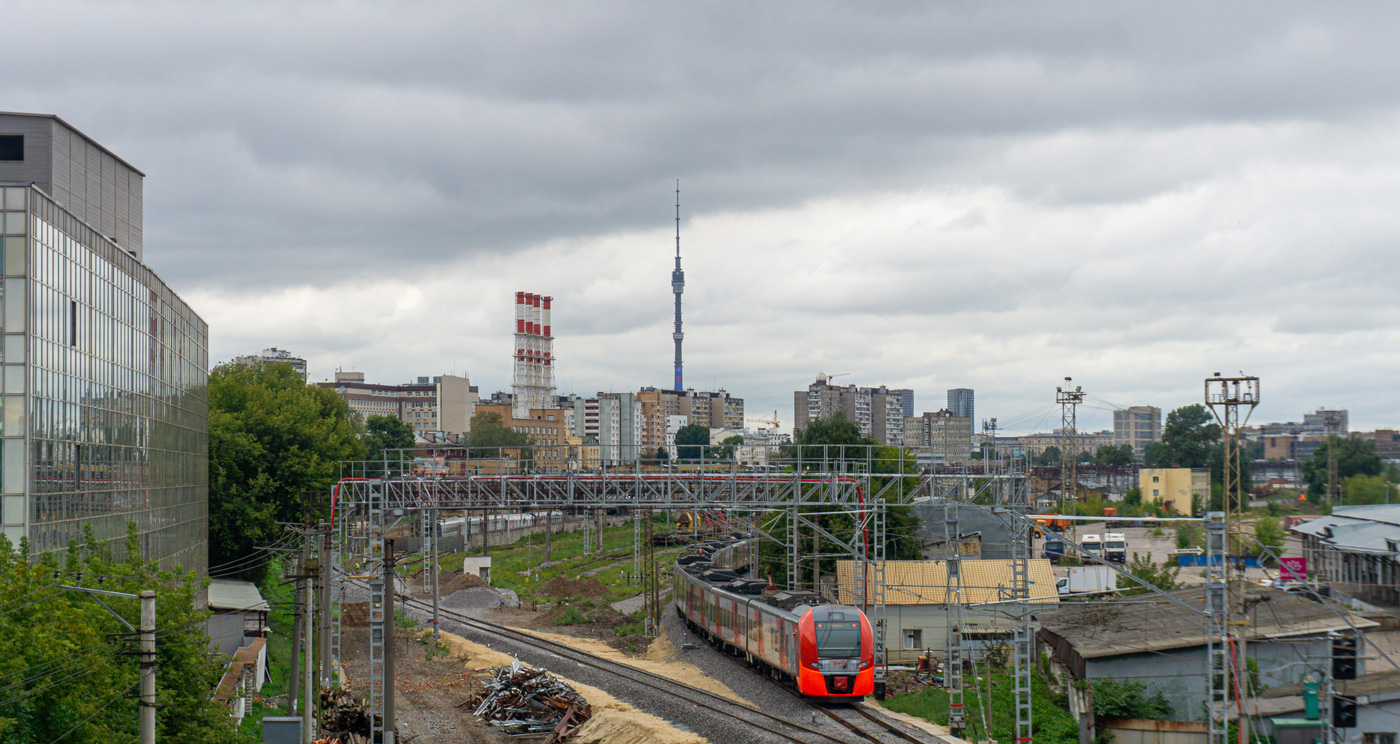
[{"x1": 674, "y1": 535, "x2": 876, "y2": 700}]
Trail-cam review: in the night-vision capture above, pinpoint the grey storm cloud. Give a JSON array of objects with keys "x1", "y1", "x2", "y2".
[{"x1": 5, "y1": 1, "x2": 1400, "y2": 430}]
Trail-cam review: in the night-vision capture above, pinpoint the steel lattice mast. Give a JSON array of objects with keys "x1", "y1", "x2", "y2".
[{"x1": 672, "y1": 180, "x2": 685, "y2": 391}]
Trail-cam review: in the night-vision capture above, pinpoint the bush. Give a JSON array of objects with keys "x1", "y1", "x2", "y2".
[
  {"x1": 553, "y1": 606, "x2": 589, "y2": 626},
  {"x1": 1091, "y1": 678, "x2": 1172, "y2": 719}
]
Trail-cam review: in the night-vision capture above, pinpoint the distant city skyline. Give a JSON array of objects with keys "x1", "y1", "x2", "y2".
[{"x1": 10, "y1": 4, "x2": 1395, "y2": 432}]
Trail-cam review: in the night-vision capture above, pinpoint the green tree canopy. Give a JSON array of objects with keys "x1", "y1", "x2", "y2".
[
  {"x1": 791, "y1": 412, "x2": 873, "y2": 465},
  {"x1": 1253, "y1": 517, "x2": 1285, "y2": 562},
  {"x1": 0, "y1": 525, "x2": 251, "y2": 743},
  {"x1": 1144, "y1": 405, "x2": 1220, "y2": 471},
  {"x1": 364, "y1": 414, "x2": 415, "y2": 462},
  {"x1": 210, "y1": 362, "x2": 366, "y2": 582},
  {"x1": 712, "y1": 435, "x2": 745, "y2": 461},
  {"x1": 1302, "y1": 437, "x2": 1382, "y2": 500},
  {"x1": 1093, "y1": 444, "x2": 1136, "y2": 466},
  {"x1": 466, "y1": 411, "x2": 533, "y2": 458},
  {"x1": 1091, "y1": 678, "x2": 1173, "y2": 720},
  {"x1": 1121, "y1": 552, "x2": 1181, "y2": 595},
  {"x1": 1342, "y1": 474, "x2": 1397, "y2": 505},
  {"x1": 1036, "y1": 446, "x2": 1061, "y2": 466},
  {"x1": 674, "y1": 423, "x2": 712, "y2": 460}
]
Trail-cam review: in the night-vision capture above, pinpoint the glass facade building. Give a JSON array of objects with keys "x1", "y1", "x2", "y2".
[{"x1": 0, "y1": 114, "x2": 208, "y2": 573}]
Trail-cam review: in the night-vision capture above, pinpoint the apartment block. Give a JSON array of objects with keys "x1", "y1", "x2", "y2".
[
  {"x1": 946, "y1": 388, "x2": 974, "y2": 421},
  {"x1": 1113, "y1": 405, "x2": 1162, "y2": 461},
  {"x1": 1139, "y1": 468, "x2": 1209, "y2": 516},
  {"x1": 903, "y1": 410, "x2": 974, "y2": 464},
  {"x1": 321, "y1": 371, "x2": 478, "y2": 437},
  {"x1": 234, "y1": 347, "x2": 308, "y2": 380},
  {"x1": 794, "y1": 375, "x2": 908, "y2": 445}
]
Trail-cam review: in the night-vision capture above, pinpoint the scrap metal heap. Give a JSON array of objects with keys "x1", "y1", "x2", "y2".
[{"x1": 461, "y1": 659, "x2": 592, "y2": 741}]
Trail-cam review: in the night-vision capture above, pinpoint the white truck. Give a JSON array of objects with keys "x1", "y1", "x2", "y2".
[
  {"x1": 1056, "y1": 565, "x2": 1117, "y2": 595},
  {"x1": 1080, "y1": 533, "x2": 1103, "y2": 560},
  {"x1": 1104, "y1": 532, "x2": 1128, "y2": 564}
]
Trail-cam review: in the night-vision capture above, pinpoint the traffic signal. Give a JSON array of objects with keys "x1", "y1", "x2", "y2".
[
  {"x1": 1333, "y1": 694, "x2": 1358, "y2": 728},
  {"x1": 1333, "y1": 636, "x2": 1358, "y2": 680}
]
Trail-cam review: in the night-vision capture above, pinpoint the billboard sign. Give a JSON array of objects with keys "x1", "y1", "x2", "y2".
[{"x1": 1279, "y1": 557, "x2": 1307, "y2": 582}]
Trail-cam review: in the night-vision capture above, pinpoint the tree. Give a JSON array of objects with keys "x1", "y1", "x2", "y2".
[
  {"x1": 1341, "y1": 474, "x2": 1395, "y2": 506},
  {"x1": 1303, "y1": 437, "x2": 1382, "y2": 500},
  {"x1": 0, "y1": 525, "x2": 252, "y2": 743},
  {"x1": 210, "y1": 362, "x2": 366, "y2": 582},
  {"x1": 364, "y1": 414, "x2": 415, "y2": 462},
  {"x1": 466, "y1": 411, "x2": 533, "y2": 457},
  {"x1": 1120, "y1": 552, "x2": 1180, "y2": 595},
  {"x1": 1091, "y1": 678, "x2": 1173, "y2": 720},
  {"x1": 711, "y1": 435, "x2": 745, "y2": 462},
  {"x1": 1093, "y1": 444, "x2": 1136, "y2": 466},
  {"x1": 1253, "y1": 517, "x2": 1285, "y2": 562},
  {"x1": 1144, "y1": 405, "x2": 1220, "y2": 471},
  {"x1": 791, "y1": 412, "x2": 871, "y2": 465},
  {"x1": 1037, "y1": 446, "x2": 1061, "y2": 466},
  {"x1": 674, "y1": 423, "x2": 711, "y2": 461},
  {"x1": 1123, "y1": 486, "x2": 1142, "y2": 506}
]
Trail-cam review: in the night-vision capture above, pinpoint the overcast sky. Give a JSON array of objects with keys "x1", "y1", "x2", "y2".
[{"x1": 8, "y1": 2, "x2": 1400, "y2": 433}]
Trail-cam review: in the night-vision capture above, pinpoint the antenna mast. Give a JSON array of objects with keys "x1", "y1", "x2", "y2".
[{"x1": 672, "y1": 180, "x2": 685, "y2": 391}]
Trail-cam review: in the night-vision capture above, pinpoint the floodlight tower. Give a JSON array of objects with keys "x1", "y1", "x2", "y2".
[
  {"x1": 1056, "y1": 378, "x2": 1085, "y2": 508},
  {"x1": 1204, "y1": 373, "x2": 1260, "y2": 561}
]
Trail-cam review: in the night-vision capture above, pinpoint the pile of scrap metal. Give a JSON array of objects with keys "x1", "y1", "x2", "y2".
[
  {"x1": 315, "y1": 687, "x2": 372, "y2": 743},
  {"x1": 460, "y1": 658, "x2": 591, "y2": 741}
]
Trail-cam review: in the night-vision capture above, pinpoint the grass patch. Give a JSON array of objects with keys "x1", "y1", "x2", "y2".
[{"x1": 394, "y1": 609, "x2": 418, "y2": 629}]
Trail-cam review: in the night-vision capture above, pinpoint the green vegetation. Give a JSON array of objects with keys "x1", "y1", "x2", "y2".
[
  {"x1": 394, "y1": 609, "x2": 418, "y2": 629},
  {"x1": 209, "y1": 362, "x2": 366, "y2": 583},
  {"x1": 552, "y1": 606, "x2": 590, "y2": 626},
  {"x1": 1090, "y1": 678, "x2": 1172, "y2": 719},
  {"x1": 466, "y1": 411, "x2": 533, "y2": 457},
  {"x1": 0, "y1": 525, "x2": 251, "y2": 744},
  {"x1": 881, "y1": 669, "x2": 1084, "y2": 744},
  {"x1": 1037, "y1": 446, "x2": 1061, "y2": 466},
  {"x1": 1302, "y1": 437, "x2": 1382, "y2": 502},
  {"x1": 1144, "y1": 405, "x2": 1220, "y2": 472},
  {"x1": 673, "y1": 424, "x2": 712, "y2": 460},
  {"x1": 1341, "y1": 473, "x2": 1396, "y2": 506},
  {"x1": 1121, "y1": 552, "x2": 1180, "y2": 595},
  {"x1": 1252, "y1": 517, "x2": 1285, "y2": 562},
  {"x1": 364, "y1": 414, "x2": 415, "y2": 462},
  {"x1": 1092, "y1": 444, "x2": 1136, "y2": 466}
]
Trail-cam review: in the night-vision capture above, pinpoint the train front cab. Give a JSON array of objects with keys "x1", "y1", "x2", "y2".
[{"x1": 795, "y1": 605, "x2": 875, "y2": 700}]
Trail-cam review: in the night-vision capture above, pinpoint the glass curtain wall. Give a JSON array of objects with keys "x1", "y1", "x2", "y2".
[{"x1": 4, "y1": 185, "x2": 208, "y2": 573}]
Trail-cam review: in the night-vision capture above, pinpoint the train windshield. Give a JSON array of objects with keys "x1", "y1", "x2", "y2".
[{"x1": 815, "y1": 621, "x2": 862, "y2": 658}]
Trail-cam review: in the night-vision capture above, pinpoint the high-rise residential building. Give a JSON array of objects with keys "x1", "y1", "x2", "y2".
[
  {"x1": 891, "y1": 389, "x2": 915, "y2": 420},
  {"x1": 1113, "y1": 405, "x2": 1162, "y2": 461},
  {"x1": 903, "y1": 410, "x2": 974, "y2": 464},
  {"x1": 320, "y1": 371, "x2": 478, "y2": 437},
  {"x1": 793, "y1": 375, "x2": 905, "y2": 445},
  {"x1": 947, "y1": 388, "x2": 974, "y2": 422},
  {"x1": 511, "y1": 291, "x2": 555, "y2": 419},
  {"x1": 234, "y1": 347, "x2": 308, "y2": 380},
  {"x1": 637, "y1": 387, "x2": 744, "y2": 438},
  {"x1": 1, "y1": 113, "x2": 208, "y2": 569}
]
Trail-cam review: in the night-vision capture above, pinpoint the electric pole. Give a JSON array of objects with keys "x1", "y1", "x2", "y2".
[
  {"x1": 1056, "y1": 378, "x2": 1084, "y2": 508},
  {"x1": 139, "y1": 590, "x2": 156, "y2": 744},
  {"x1": 383, "y1": 540, "x2": 397, "y2": 744}
]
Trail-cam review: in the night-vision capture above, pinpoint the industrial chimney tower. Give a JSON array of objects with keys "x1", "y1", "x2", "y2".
[
  {"x1": 512, "y1": 291, "x2": 555, "y2": 418},
  {"x1": 672, "y1": 181, "x2": 685, "y2": 391}
]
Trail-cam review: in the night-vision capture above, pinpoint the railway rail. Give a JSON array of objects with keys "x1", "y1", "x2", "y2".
[{"x1": 348, "y1": 577, "x2": 889, "y2": 744}]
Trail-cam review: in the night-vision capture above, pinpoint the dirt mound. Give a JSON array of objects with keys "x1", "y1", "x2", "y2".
[
  {"x1": 435, "y1": 570, "x2": 491, "y2": 594},
  {"x1": 542, "y1": 601, "x2": 630, "y2": 629},
  {"x1": 539, "y1": 576, "x2": 611, "y2": 599}
]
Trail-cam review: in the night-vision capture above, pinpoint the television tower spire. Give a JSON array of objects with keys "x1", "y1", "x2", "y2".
[{"x1": 672, "y1": 180, "x2": 684, "y2": 391}]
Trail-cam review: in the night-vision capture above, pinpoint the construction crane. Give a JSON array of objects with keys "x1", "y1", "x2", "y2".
[
  {"x1": 815, "y1": 372, "x2": 850, "y2": 385},
  {"x1": 746, "y1": 411, "x2": 781, "y2": 432}
]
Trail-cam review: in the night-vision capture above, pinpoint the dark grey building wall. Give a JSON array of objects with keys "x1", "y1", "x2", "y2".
[
  {"x1": 914, "y1": 502, "x2": 1016, "y2": 560},
  {"x1": 0, "y1": 113, "x2": 143, "y2": 260}
]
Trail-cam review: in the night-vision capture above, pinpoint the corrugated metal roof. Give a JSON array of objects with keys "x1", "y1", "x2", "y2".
[
  {"x1": 1293, "y1": 511, "x2": 1400, "y2": 554},
  {"x1": 208, "y1": 580, "x2": 269, "y2": 612},
  {"x1": 834, "y1": 560, "x2": 1060, "y2": 605}
]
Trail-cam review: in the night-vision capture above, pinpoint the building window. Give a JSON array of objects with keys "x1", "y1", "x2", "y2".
[
  {"x1": 0, "y1": 136, "x2": 22, "y2": 161},
  {"x1": 1152, "y1": 476, "x2": 1160, "y2": 483},
  {"x1": 904, "y1": 629, "x2": 922, "y2": 649},
  {"x1": 1364, "y1": 735, "x2": 1395, "y2": 744}
]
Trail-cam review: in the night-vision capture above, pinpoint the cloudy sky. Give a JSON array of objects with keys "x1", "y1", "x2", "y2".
[{"x1": 8, "y1": 2, "x2": 1400, "y2": 433}]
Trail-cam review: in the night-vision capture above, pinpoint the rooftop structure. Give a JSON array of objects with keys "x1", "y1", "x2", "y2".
[{"x1": 234, "y1": 347, "x2": 307, "y2": 380}]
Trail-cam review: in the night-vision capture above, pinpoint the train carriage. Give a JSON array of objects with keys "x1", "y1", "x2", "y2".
[{"x1": 674, "y1": 535, "x2": 874, "y2": 700}]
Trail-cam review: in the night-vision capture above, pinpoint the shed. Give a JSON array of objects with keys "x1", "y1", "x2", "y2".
[
  {"x1": 1038, "y1": 583, "x2": 1376, "y2": 722},
  {"x1": 206, "y1": 580, "x2": 270, "y2": 656},
  {"x1": 1253, "y1": 670, "x2": 1400, "y2": 744}
]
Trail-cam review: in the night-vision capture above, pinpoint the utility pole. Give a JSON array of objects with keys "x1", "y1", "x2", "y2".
[
  {"x1": 383, "y1": 541, "x2": 397, "y2": 744},
  {"x1": 289, "y1": 547, "x2": 304, "y2": 716},
  {"x1": 431, "y1": 509, "x2": 441, "y2": 640},
  {"x1": 319, "y1": 525, "x2": 332, "y2": 687},
  {"x1": 304, "y1": 549, "x2": 317, "y2": 744},
  {"x1": 139, "y1": 590, "x2": 156, "y2": 744}
]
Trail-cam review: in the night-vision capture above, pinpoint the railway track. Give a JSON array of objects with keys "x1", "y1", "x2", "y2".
[{"x1": 348, "y1": 578, "x2": 877, "y2": 744}]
